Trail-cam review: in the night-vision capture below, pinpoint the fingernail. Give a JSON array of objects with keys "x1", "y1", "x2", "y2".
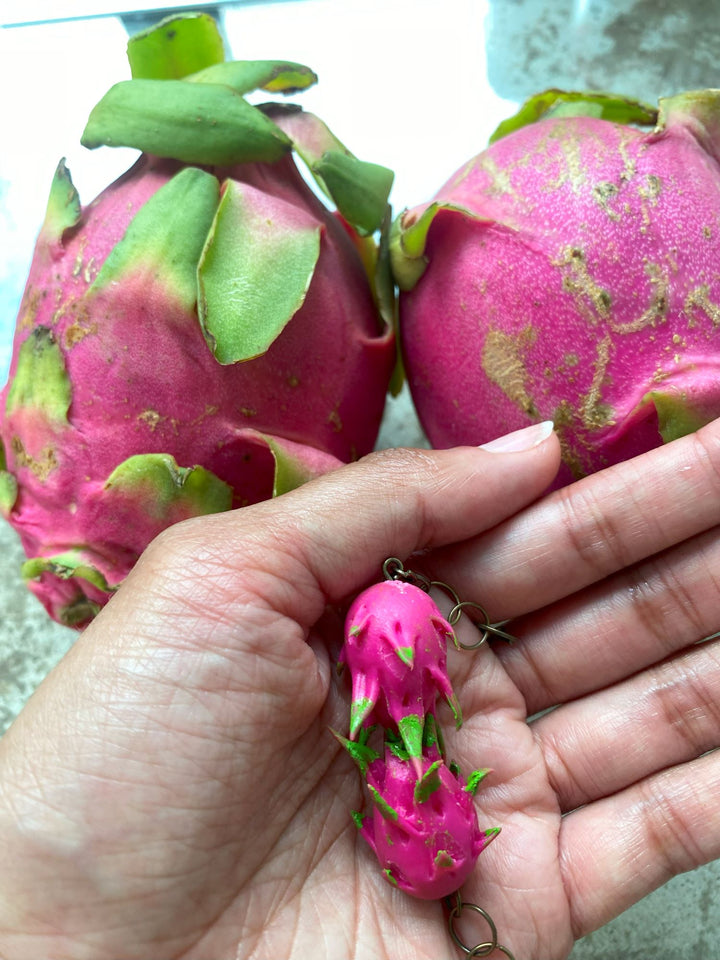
[{"x1": 479, "y1": 421, "x2": 554, "y2": 453}]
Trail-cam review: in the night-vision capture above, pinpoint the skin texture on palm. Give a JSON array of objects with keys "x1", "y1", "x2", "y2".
[{"x1": 0, "y1": 422, "x2": 719, "y2": 959}]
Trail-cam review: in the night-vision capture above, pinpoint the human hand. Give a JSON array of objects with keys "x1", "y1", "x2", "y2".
[{"x1": 0, "y1": 419, "x2": 719, "y2": 960}]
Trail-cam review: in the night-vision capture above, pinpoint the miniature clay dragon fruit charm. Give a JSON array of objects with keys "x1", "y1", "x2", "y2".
[
  {"x1": 340, "y1": 577, "x2": 462, "y2": 771},
  {"x1": 338, "y1": 735, "x2": 498, "y2": 900},
  {"x1": 337, "y1": 559, "x2": 503, "y2": 905}
]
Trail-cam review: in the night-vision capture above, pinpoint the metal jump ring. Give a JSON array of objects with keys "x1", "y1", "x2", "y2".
[
  {"x1": 469, "y1": 946, "x2": 516, "y2": 959},
  {"x1": 448, "y1": 901, "x2": 498, "y2": 956},
  {"x1": 382, "y1": 559, "x2": 517, "y2": 646},
  {"x1": 448, "y1": 601, "x2": 518, "y2": 648},
  {"x1": 382, "y1": 557, "x2": 432, "y2": 592},
  {"x1": 445, "y1": 893, "x2": 516, "y2": 960}
]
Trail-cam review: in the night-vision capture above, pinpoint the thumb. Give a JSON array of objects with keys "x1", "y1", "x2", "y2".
[{"x1": 134, "y1": 422, "x2": 560, "y2": 629}]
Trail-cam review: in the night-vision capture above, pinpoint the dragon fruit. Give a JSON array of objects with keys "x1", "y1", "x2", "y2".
[
  {"x1": 340, "y1": 579, "x2": 461, "y2": 771},
  {"x1": 392, "y1": 88, "x2": 720, "y2": 486},
  {"x1": 343, "y1": 736, "x2": 497, "y2": 900},
  {"x1": 0, "y1": 14, "x2": 395, "y2": 627}
]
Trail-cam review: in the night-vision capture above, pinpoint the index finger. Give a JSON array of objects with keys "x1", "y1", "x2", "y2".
[{"x1": 427, "y1": 416, "x2": 720, "y2": 622}]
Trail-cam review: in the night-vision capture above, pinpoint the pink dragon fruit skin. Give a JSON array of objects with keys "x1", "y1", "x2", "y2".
[
  {"x1": 0, "y1": 26, "x2": 395, "y2": 628},
  {"x1": 340, "y1": 579, "x2": 461, "y2": 771},
  {"x1": 358, "y1": 745, "x2": 498, "y2": 900},
  {"x1": 393, "y1": 90, "x2": 720, "y2": 486}
]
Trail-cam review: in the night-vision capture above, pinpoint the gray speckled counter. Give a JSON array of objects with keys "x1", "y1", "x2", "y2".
[
  {"x1": 2, "y1": 1, "x2": 720, "y2": 957},
  {"x1": 0, "y1": 522, "x2": 76, "y2": 734}
]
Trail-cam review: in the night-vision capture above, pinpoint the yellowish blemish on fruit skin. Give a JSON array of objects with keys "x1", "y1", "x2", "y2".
[
  {"x1": 447, "y1": 158, "x2": 476, "y2": 193},
  {"x1": 580, "y1": 333, "x2": 615, "y2": 431},
  {"x1": 555, "y1": 247, "x2": 611, "y2": 326},
  {"x1": 481, "y1": 326, "x2": 539, "y2": 417},
  {"x1": 684, "y1": 285, "x2": 720, "y2": 327},
  {"x1": 638, "y1": 174, "x2": 662, "y2": 229},
  {"x1": 138, "y1": 409, "x2": 165, "y2": 431},
  {"x1": 593, "y1": 182, "x2": 621, "y2": 220},
  {"x1": 241, "y1": 407, "x2": 257, "y2": 418},
  {"x1": 72, "y1": 237, "x2": 89, "y2": 279},
  {"x1": 10, "y1": 436, "x2": 58, "y2": 482},
  {"x1": 83, "y1": 257, "x2": 97, "y2": 285},
  {"x1": 556, "y1": 247, "x2": 673, "y2": 336},
  {"x1": 551, "y1": 400, "x2": 587, "y2": 480},
  {"x1": 476, "y1": 154, "x2": 523, "y2": 203},
  {"x1": 64, "y1": 318, "x2": 98, "y2": 349},
  {"x1": 703, "y1": 225, "x2": 712, "y2": 239},
  {"x1": 543, "y1": 131, "x2": 586, "y2": 195},
  {"x1": 618, "y1": 128, "x2": 641, "y2": 184},
  {"x1": 328, "y1": 409, "x2": 343, "y2": 433},
  {"x1": 610, "y1": 262, "x2": 669, "y2": 335},
  {"x1": 18, "y1": 288, "x2": 44, "y2": 331}
]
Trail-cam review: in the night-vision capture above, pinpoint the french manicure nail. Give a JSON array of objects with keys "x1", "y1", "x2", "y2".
[{"x1": 479, "y1": 420, "x2": 554, "y2": 453}]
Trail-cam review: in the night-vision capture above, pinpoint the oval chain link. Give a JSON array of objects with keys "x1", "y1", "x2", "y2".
[
  {"x1": 383, "y1": 557, "x2": 517, "y2": 646},
  {"x1": 445, "y1": 892, "x2": 516, "y2": 960}
]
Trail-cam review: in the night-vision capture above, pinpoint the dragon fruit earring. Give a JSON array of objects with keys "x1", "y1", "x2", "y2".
[{"x1": 336, "y1": 557, "x2": 517, "y2": 959}]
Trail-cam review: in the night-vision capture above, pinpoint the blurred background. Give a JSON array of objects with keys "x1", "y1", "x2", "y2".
[{"x1": 1, "y1": 2, "x2": 719, "y2": 956}]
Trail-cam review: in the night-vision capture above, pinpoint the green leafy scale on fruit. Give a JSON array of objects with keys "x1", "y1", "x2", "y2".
[
  {"x1": 81, "y1": 79, "x2": 293, "y2": 165},
  {"x1": 5, "y1": 328, "x2": 71, "y2": 424},
  {"x1": 103, "y1": 453, "x2": 233, "y2": 520},
  {"x1": 197, "y1": 180, "x2": 320, "y2": 364},
  {"x1": 127, "y1": 12, "x2": 225, "y2": 80},
  {"x1": 90, "y1": 166, "x2": 220, "y2": 313}
]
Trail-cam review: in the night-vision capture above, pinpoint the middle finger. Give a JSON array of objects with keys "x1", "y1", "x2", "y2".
[
  {"x1": 497, "y1": 524, "x2": 720, "y2": 714},
  {"x1": 530, "y1": 634, "x2": 720, "y2": 812}
]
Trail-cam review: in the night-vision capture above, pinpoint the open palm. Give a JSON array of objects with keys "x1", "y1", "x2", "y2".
[{"x1": 1, "y1": 423, "x2": 720, "y2": 960}]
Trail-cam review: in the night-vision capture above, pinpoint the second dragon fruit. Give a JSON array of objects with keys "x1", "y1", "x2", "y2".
[{"x1": 392, "y1": 89, "x2": 720, "y2": 486}]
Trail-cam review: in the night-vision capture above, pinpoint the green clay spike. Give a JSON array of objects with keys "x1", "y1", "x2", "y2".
[
  {"x1": 351, "y1": 810, "x2": 367, "y2": 830},
  {"x1": 464, "y1": 768, "x2": 492, "y2": 795},
  {"x1": 330, "y1": 728, "x2": 378, "y2": 776},
  {"x1": 383, "y1": 868, "x2": 399, "y2": 887},
  {"x1": 414, "y1": 760, "x2": 443, "y2": 804},
  {"x1": 349, "y1": 696, "x2": 375, "y2": 739},
  {"x1": 397, "y1": 713, "x2": 425, "y2": 762},
  {"x1": 395, "y1": 644, "x2": 414, "y2": 666},
  {"x1": 434, "y1": 850, "x2": 455, "y2": 869},
  {"x1": 368, "y1": 784, "x2": 399, "y2": 822}
]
